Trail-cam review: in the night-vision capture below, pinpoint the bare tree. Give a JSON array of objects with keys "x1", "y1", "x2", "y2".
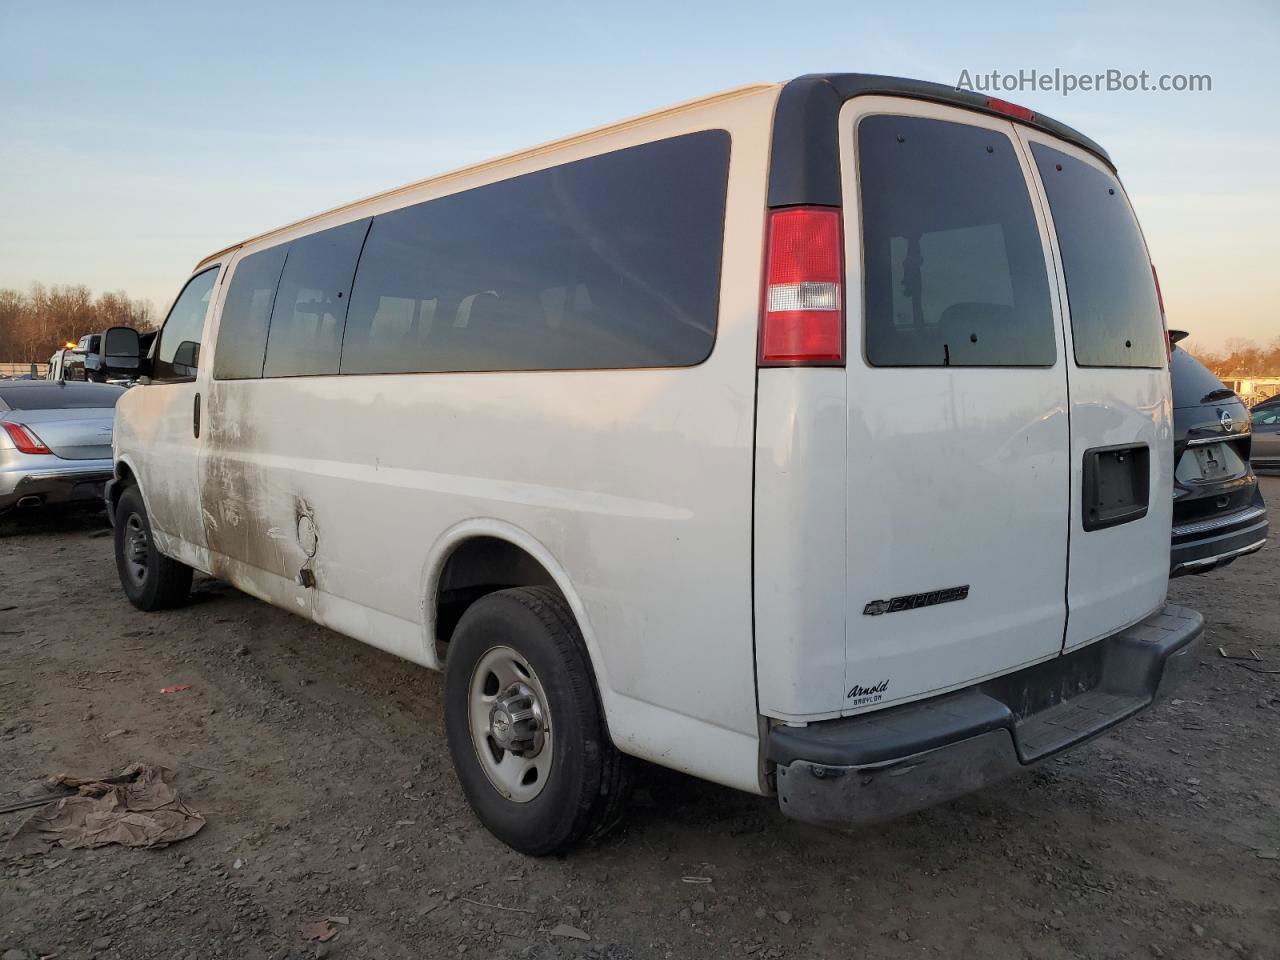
[
  {"x1": 1185, "y1": 335, "x2": 1280, "y2": 379},
  {"x1": 0, "y1": 284, "x2": 156, "y2": 361}
]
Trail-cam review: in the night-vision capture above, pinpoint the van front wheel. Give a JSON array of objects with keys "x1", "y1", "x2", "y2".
[
  {"x1": 444, "y1": 586, "x2": 630, "y2": 855},
  {"x1": 113, "y1": 485, "x2": 192, "y2": 611}
]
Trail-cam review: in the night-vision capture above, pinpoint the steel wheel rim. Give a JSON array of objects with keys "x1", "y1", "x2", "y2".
[
  {"x1": 124, "y1": 512, "x2": 149, "y2": 586},
  {"x1": 468, "y1": 645, "x2": 553, "y2": 803}
]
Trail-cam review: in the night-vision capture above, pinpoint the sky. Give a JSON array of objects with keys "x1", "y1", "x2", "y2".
[{"x1": 1, "y1": 0, "x2": 1277, "y2": 353}]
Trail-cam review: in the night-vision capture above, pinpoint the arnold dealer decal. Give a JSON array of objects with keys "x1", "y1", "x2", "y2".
[
  {"x1": 846, "y1": 679, "x2": 890, "y2": 705},
  {"x1": 862, "y1": 584, "x2": 970, "y2": 616}
]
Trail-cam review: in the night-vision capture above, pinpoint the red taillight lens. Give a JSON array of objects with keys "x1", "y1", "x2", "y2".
[
  {"x1": 1, "y1": 421, "x2": 51, "y2": 455},
  {"x1": 985, "y1": 96, "x2": 1037, "y2": 123},
  {"x1": 759, "y1": 206, "x2": 844, "y2": 366},
  {"x1": 1152, "y1": 264, "x2": 1171, "y2": 365}
]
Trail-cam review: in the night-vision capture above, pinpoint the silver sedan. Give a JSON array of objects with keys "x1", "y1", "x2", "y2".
[{"x1": 0, "y1": 380, "x2": 124, "y2": 514}]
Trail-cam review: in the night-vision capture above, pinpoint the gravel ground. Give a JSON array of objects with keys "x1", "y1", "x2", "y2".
[{"x1": 1, "y1": 477, "x2": 1277, "y2": 960}]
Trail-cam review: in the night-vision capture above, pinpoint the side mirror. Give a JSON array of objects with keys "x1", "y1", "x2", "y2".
[
  {"x1": 102, "y1": 326, "x2": 144, "y2": 378},
  {"x1": 171, "y1": 340, "x2": 200, "y2": 379}
]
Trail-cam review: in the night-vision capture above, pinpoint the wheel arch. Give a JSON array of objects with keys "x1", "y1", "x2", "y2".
[
  {"x1": 421, "y1": 520, "x2": 611, "y2": 698},
  {"x1": 107, "y1": 455, "x2": 144, "y2": 521}
]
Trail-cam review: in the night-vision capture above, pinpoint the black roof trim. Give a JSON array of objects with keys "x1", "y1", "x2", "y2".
[{"x1": 767, "y1": 73, "x2": 1115, "y2": 208}]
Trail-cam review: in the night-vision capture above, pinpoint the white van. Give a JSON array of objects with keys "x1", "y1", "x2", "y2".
[{"x1": 104, "y1": 73, "x2": 1203, "y2": 854}]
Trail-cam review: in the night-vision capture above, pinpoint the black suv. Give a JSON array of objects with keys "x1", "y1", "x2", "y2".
[{"x1": 1169, "y1": 332, "x2": 1268, "y2": 576}]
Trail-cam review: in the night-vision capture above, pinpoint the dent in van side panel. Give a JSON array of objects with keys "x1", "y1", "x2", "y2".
[{"x1": 754, "y1": 368, "x2": 848, "y2": 719}]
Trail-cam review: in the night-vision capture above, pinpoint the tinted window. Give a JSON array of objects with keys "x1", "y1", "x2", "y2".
[
  {"x1": 263, "y1": 219, "x2": 370, "y2": 378},
  {"x1": 859, "y1": 116, "x2": 1056, "y2": 367},
  {"x1": 1252, "y1": 408, "x2": 1280, "y2": 425},
  {"x1": 0, "y1": 383, "x2": 123, "y2": 411},
  {"x1": 1170, "y1": 347, "x2": 1231, "y2": 409},
  {"x1": 1031, "y1": 144, "x2": 1164, "y2": 368},
  {"x1": 154, "y1": 267, "x2": 218, "y2": 381},
  {"x1": 215, "y1": 245, "x2": 288, "y2": 380},
  {"x1": 341, "y1": 131, "x2": 730, "y2": 375}
]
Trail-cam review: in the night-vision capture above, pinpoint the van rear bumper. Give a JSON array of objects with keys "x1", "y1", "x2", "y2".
[{"x1": 768, "y1": 604, "x2": 1203, "y2": 829}]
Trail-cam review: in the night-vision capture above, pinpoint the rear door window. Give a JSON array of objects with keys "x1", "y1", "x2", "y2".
[
  {"x1": 1031, "y1": 144, "x2": 1165, "y2": 368},
  {"x1": 214, "y1": 245, "x2": 288, "y2": 380},
  {"x1": 262, "y1": 219, "x2": 370, "y2": 378},
  {"x1": 859, "y1": 115, "x2": 1056, "y2": 367},
  {"x1": 340, "y1": 131, "x2": 730, "y2": 374}
]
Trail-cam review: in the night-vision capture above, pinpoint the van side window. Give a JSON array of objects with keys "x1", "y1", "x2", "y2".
[
  {"x1": 859, "y1": 115, "x2": 1056, "y2": 367},
  {"x1": 153, "y1": 267, "x2": 219, "y2": 382},
  {"x1": 340, "y1": 131, "x2": 730, "y2": 374},
  {"x1": 1030, "y1": 144, "x2": 1165, "y2": 368},
  {"x1": 214, "y1": 245, "x2": 288, "y2": 380},
  {"x1": 262, "y1": 219, "x2": 371, "y2": 378}
]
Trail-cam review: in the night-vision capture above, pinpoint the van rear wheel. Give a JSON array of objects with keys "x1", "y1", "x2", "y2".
[
  {"x1": 113, "y1": 485, "x2": 192, "y2": 611},
  {"x1": 444, "y1": 586, "x2": 630, "y2": 855}
]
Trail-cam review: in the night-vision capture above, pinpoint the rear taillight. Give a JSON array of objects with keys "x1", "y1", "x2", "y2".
[
  {"x1": 1152, "y1": 264, "x2": 1171, "y2": 365},
  {"x1": 985, "y1": 96, "x2": 1037, "y2": 123},
  {"x1": 759, "y1": 206, "x2": 844, "y2": 366},
  {"x1": 1, "y1": 421, "x2": 51, "y2": 455}
]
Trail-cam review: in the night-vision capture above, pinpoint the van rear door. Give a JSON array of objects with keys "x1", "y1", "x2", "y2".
[
  {"x1": 836, "y1": 99, "x2": 1071, "y2": 713},
  {"x1": 1017, "y1": 129, "x2": 1173, "y2": 648}
]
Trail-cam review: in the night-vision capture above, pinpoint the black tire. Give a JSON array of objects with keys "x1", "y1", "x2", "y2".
[
  {"x1": 113, "y1": 484, "x2": 193, "y2": 611},
  {"x1": 444, "y1": 586, "x2": 630, "y2": 855}
]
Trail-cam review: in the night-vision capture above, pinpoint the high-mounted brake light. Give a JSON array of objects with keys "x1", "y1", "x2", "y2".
[
  {"x1": 1152, "y1": 264, "x2": 1172, "y2": 365},
  {"x1": 985, "y1": 96, "x2": 1037, "y2": 123},
  {"x1": 759, "y1": 206, "x2": 844, "y2": 366},
  {"x1": 1, "y1": 421, "x2": 51, "y2": 455}
]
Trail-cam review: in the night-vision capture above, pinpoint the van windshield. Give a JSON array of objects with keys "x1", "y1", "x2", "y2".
[{"x1": 1031, "y1": 144, "x2": 1165, "y2": 368}]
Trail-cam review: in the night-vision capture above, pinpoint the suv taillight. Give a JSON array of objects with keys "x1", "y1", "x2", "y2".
[
  {"x1": 1, "y1": 421, "x2": 51, "y2": 455},
  {"x1": 759, "y1": 206, "x2": 845, "y2": 366}
]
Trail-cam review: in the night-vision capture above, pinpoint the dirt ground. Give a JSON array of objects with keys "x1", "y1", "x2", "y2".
[{"x1": 1, "y1": 479, "x2": 1277, "y2": 960}]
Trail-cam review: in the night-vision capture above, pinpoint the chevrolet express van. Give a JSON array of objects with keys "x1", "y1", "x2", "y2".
[{"x1": 103, "y1": 74, "x2": 1204, "y2": 854}]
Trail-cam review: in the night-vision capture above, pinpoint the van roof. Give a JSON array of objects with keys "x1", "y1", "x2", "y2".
[{"x1": 196, "y1": 72, "x2": 1114, "y2": 270}]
